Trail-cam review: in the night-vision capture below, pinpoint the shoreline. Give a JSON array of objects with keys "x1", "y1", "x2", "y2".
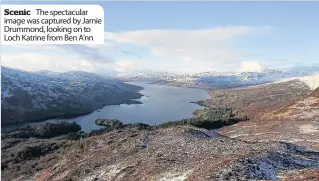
[
  {"x1": 1, "y1": 98, "x2": 144, "y2": 130},
  {"x1": 189, "y1": 100, "x2": 209, "y2": 108}
]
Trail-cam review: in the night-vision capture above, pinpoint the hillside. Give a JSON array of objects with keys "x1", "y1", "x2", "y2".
[
  {"x1": 216, "y1": 84, "x2": 319, "y2": 153},
  {"x1": 265, "y1": 86, "x2": 319, "y2": 120},
  {"x1": 1, "y1": 67, "x2": 143, "y2": 125},
  {"x1": 2, "y1": 123, "x2": 319, "y2": 181},
  {"x1": 277, "y1": 73, "x2": 319, "y2": 90},
  {"x1": 309, "y1": 87, "x2": 319, "y2": 97},
  {"x1": 299, "y1": 74, "x2": 319, "y2": 90},
  {"x1": 198, "y1": 80, "x2": 311, "y2": 119},
  {"x1": 197, "y1": 79, "x2": 318, "y2": 151}
]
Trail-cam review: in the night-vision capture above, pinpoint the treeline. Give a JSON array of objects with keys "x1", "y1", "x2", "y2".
[{"x1": 158, "y1": 108, "x2": 248, "y2": 129}]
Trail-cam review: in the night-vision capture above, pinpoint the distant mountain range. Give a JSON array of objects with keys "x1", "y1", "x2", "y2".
[
  {"x1": 1, "y1": 67, "x2": 143, "y2": 125},
  {"x1": 116, "y1": 66, "x2": 319, "y2": 89}
]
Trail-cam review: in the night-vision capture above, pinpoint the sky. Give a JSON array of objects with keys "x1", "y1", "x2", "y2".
[{"x1": 1, "y1": 1, "x2": 319, "y2": 74}]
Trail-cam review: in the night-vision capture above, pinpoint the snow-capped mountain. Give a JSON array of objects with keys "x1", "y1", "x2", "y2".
[
  {"x1": 116, "y1": 67, "x2": 319, "y2": 88},
  {"x1": 1, "y1": 67, "x2": 142, "y2": 124},
  {"x1": 287, "y1": 65, "x2": 319, "y2": 76},
  {"x1": 117, "y1": 71, "x2": 178, "y2": 82}
]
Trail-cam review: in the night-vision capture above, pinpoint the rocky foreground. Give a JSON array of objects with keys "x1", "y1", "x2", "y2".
[{"x1": 2, "y1": 124, "x2": 319, "y2": 181}]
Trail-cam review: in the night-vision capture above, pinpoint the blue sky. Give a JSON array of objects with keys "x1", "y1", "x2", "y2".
[{"x1": 2, "y1": 1, "x2": 319, "y2": 74}]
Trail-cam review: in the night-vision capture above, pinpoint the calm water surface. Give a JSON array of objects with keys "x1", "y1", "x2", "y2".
[{"x1": 2, "y1": 82, "x2": 211, "y2": 132}]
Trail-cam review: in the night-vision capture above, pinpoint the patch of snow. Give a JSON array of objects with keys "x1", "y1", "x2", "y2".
[
  {"x1": 299, "y1": 124, "x2": 319, "y2": 134},
  {"x1": 299, "y1": 74, "x2": 319, "y2": 90},
  {"x1": 2, "y1": 89, "x2": 13, "y2": 98},
  {"x1": 229, "y1": 134, "x2": 250, "y2": 138},
  {"x1": 83, "y1": 164, "x2": 122, "y2": 181},
  {"x1": 155, "y1": 170, "x2": 193, "y2": 181}
]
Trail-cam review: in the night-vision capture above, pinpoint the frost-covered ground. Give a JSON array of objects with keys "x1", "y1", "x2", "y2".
[{"x1": 3, "y1": 126, "x2": 318, "y2": 181}]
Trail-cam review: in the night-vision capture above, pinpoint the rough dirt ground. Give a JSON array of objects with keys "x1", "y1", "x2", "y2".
[
  {"x1": 7, "y1": 126, "x2": 319, "y2": 181},
  {"x1": 215, "y1": 84, "x2": 319, "y2": 180},
  {"x1": 219, "y1": 87, "x2": 319, "y2": 150},
  {"x1": 266, "y1": 87, "x2": 319, "y2": 120}
]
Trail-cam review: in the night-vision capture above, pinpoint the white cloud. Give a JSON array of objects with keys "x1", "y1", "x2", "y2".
[
  {"x1": 1, "y1": 26, "x2": 269, "y2": 73},
  {"x1": 104, "y1": 26, "x2": 261, "y2": 65},
  {"x1": 105, "y1": 26, "x2": 256, "y2": 45},
  {"x1": 114, "y1": 61, "x2": 138, "y2": 72},
  {"x1": 240, "y1": 61, "x2": 264, "y2": 72},
  {"x1": 1, "y1": 42, "x2": 117, "y2": 73}
]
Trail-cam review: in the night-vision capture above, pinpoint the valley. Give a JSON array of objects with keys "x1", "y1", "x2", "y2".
[
  {"x1": 1, "y1": 66, "x2": 319, "y2": 181},
  {"x1": 2, "y1": 2, "x2": 319, "y2": 180}
]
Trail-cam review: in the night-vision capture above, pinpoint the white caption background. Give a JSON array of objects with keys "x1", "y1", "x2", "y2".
[{"x1": 1, "y1": 5, "x2": 104, "y2": 44}]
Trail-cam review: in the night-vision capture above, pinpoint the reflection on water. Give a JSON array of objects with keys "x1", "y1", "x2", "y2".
[{"x1": 2, "y1": 82, "x2": 211, "y2": 132}]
